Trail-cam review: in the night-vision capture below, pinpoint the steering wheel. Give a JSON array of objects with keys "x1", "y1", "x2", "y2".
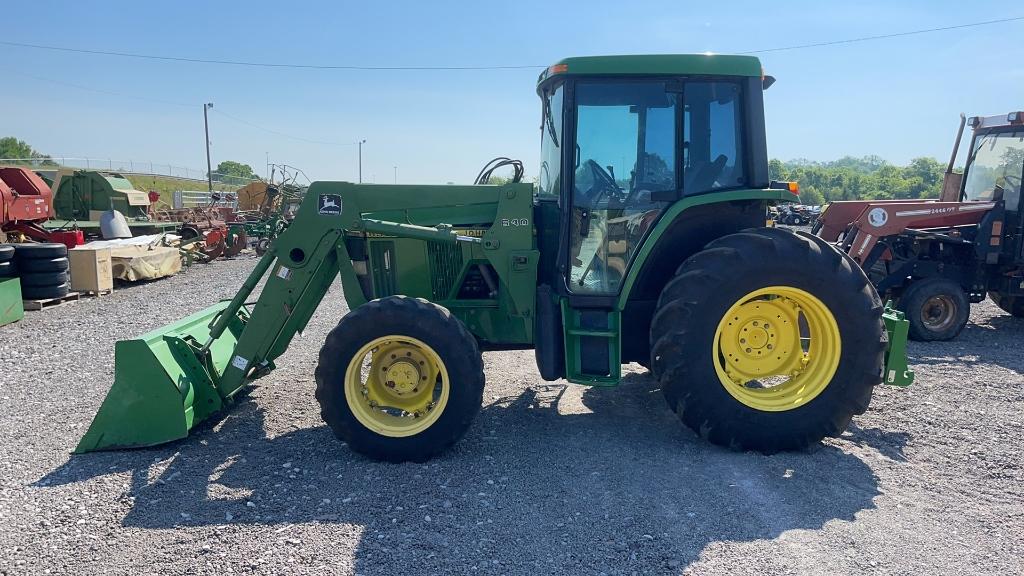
[{"x1": 581, "y1": 159, "x2": 622, "y2": 206}]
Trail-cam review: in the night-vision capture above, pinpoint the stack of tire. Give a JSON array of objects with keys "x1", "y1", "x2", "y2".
[
  {"x1": 0, "y1": 245, "x2": 16, "y2": 280},
  {"x1": 11, "y1": 243, "x2": 71, "y2": 300}
]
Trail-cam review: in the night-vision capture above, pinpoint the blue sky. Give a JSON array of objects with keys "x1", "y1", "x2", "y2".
[{"x1": 2, "y1": 1, "x2": 1022, "y2": 184}]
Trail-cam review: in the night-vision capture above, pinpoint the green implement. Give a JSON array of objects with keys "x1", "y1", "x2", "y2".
[
  {"x1": 75, "y1": 301, "x2": 250, "y2": 452},
  {"x1": 77, "y1": 53, "x2": 915, "y2": 461},
  {"x1": 882, "y1": 304, "x2": 915, "y2": 387}
]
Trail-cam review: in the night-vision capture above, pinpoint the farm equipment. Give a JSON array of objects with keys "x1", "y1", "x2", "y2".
[
  {"x1": 76, "y1": 54, "x2": 913, "y2": 462},
  {"x1": 815, "y1": 112, "x2": 1024, "y2": 341},
  {"x1": 46, "y1": 170, "x2": 179, "y2": 238},
  {"x1": 233, "y1": 178, "x2": 305, "y2": 254},
  {"x1": 154, "y1": 206, "x2": 247, "y2": 260},
  {"x1": 775, "y1": 204, "x2": 819, "y2": 226},
  {"x1": 1, "y1": 167, "x2": 56, "y2": 241},
  {"x1": 51, "y1": 170, "x2": 152, "y2": 220}
]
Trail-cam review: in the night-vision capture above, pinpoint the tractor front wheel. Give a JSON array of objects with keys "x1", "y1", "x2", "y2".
[
  {"x1": 315, "y1": 296, "x2": 484, "y2": 462},
  {"x1": 898, "y1": 278, "x2": 969, "y2": 341},
  {"x1": 650, "y1": 228, "x2": 885, "y2": 453}
]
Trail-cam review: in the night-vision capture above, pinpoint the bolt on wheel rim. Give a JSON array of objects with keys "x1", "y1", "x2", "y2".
[
  {"x1": 344, "y1": 335, "x2": 449, "y2": 437},
  {"x1": 713, "y1": 286, "x2": 841, "y2": 412}
]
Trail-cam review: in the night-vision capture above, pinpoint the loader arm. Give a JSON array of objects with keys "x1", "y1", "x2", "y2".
[{"x1": 76, "y1": 181, "x2": 533, "y2": 452}]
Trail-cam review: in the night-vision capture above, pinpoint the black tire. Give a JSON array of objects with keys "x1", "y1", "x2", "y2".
[
  {"x1": 0, "y1": 260, "x2": 16, "y2": 277},
  {"x1": 0, "y1": 245, "x2": 14, "y2": 262},
  {"x1": 20, "y1": 271, "x2": 69, "y2": 287},
  {"x1": 22, "y1": 282, "x2": 69, "y2": 300},
  {"x1": 13, "y1": 243, "x2": 67, "y2": 260},
  {"x1": 18, "y1": 257, "x2": 69, "y2": 273},
  {"x1": 988, "y1": 292, "x2": 1024, "y2": 318},
  {"x1": 897, "y1": 278, "x2": 969, "y2": 341},
  {"x1": 650, "y1": 227, "x2": 885, "y2": 453},
  {"x1": 314, "y1": 296, "x2": 485, "y2": 463}
]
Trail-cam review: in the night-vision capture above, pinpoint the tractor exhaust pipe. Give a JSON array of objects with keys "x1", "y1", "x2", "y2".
[{"x1": 940, "y1": 113, "x2": 967, "y2": 202}]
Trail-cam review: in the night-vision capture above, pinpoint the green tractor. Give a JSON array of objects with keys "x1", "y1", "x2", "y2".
[{"x1": 76, "y1": 54, "x2": 913, "y2": 462}]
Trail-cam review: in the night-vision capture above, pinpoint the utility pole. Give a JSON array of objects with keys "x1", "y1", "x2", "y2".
[
  {"x1": 358, "y1": 139, "x2": 367, "y2": 183},
  {"x1": 204, "y1": 102, "x2": 214, "y2": 194},
  {"x1": 393, "y1": 166, "x2": 397, "y2": 184}
]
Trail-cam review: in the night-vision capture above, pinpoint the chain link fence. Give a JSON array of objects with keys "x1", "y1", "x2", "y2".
[{"x1": 0, "y1": 157, "x2": 257, "y2": 189}]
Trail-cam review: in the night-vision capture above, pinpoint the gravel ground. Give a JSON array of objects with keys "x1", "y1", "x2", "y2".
[{"x1": 1, "y1": 253, "x2": 1022, "y2": 575}]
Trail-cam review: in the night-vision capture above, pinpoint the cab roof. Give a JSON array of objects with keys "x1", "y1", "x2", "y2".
[{"x1": 537, "y1": 54, "x2": 763, "y2": 88}]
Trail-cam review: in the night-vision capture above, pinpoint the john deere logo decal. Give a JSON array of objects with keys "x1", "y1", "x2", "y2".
[{"x1": 319, "y1": 194, "x2": 342, "y2": 215}]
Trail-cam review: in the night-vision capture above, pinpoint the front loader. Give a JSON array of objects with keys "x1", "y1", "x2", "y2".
[{"x1": 77, "y1": 54, "x2": 914, "y2": 462}]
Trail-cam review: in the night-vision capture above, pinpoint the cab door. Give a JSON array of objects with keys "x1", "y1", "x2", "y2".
[{"x1": 561, "y1": 79, "x2": 678, "y2": 383}]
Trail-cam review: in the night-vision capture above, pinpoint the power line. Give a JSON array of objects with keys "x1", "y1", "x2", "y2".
[
  {"x1": 0, "y1": 16, "x2": 1022, "y2": 70},
  {"x1": 5, "y1": 67, "x2": 355, "y2": 147},
  {"x1": 1, "y1": 67, "x2": 193, "y2": 107},
  {"x1": 0, "y1": 40, "x2": 543, "y2": 70},
  {"x1": 739, "y1": 15, "x2": 1024, "y2": 54}
]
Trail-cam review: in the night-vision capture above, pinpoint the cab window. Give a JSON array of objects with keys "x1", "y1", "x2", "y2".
[{"x1": 683, "y1": 82, "x2": 746, "y2": 194}]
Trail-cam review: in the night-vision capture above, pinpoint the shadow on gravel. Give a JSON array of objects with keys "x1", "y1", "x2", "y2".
[
  {"x1": 907, "y1": 312, "x2": 1024, "y2": 372},
  {"x1": 843, "y1": 424, "x2": 910, "y2": 462},
  {"x1": 36, "y1": 373, "x2": 882, "y2": 574}
]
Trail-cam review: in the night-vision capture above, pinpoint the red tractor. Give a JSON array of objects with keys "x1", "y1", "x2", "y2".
[{"x1": 815, "y1": 112, "x2": 1024, "y2": 341}]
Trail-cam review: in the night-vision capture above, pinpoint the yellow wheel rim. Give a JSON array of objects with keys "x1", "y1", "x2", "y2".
[
  {"x1": 344, "y1": 335, "x2": 450, "y2": 437},
  {"x1": 713, "y1": 286, "x2": 841, "y2": 412}
]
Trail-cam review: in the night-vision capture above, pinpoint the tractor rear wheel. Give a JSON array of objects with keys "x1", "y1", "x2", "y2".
[
  {"x1": 898, "y1": 278, "x2": 969, "y2": 341},
  {"x1": 650, "y1": 228, "x2": 885, "y2": 453},
  {"x1": 988, "y1": 292, "x2": 1024, "y2": 318},
  {"x1": 315, "y1": 296, "x2": 485, "y2": 462}
]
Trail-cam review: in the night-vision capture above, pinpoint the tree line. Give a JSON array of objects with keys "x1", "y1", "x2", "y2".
[{"x1": 769, "y1": 155, "x2": 946, "y2": 206}]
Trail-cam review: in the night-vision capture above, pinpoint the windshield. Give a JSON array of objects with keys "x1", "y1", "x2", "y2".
[
  {"x1": 963, "y1": 129, "x2": 1024, "y2": 210},
  {"x1": 537, "y1": 84, "x2": 563, "y2": 200}
]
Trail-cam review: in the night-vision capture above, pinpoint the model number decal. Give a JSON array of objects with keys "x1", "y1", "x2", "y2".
[{"x1": 501, "y1": 218, "x2": 530, "y2": 227}]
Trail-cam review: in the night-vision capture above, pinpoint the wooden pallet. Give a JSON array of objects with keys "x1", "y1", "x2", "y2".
[
  {"x1": 23, "y1": 291, "x2": 82, "y2": 311},
  {"x1": 78, "y1": 288, "x2": 113, "y2": 298}
]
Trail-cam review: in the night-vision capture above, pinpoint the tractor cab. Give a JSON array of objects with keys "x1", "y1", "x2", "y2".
[
  {"x1": 959, "y1": 112, "x2": 1024, "y2": 216},
  {"x1": 533, "y1": 55, "x2": 775, "y2": 383}
]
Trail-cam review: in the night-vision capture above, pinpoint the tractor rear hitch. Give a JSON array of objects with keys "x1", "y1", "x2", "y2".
[{"x1": 881, "y1": 302, "x2": 915, "y2": 387}]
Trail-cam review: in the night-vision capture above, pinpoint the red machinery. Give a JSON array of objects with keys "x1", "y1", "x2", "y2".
[
  {"x1": 0, "y1": 167, "x2": 84, "y2": 247},
  {"x1": 813, "y1": 111, "x2": 1024, "y2": 342},
  {"x1": 815, "y1": 199, "x2": 998, "y2": 264}
]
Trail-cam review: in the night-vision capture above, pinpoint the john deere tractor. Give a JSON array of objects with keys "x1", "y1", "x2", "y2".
[{"x1": 76, "y1": 55, "x2": 913, "y2": 462}]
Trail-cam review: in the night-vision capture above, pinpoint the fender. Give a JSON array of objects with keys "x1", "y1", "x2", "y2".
[{"x1": 616, "y1": 188, "x2": 791, "y2": 309}]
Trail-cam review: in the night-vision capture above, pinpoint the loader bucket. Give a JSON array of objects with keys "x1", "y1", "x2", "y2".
[{"x1": 75, "y1": 301, "x2": 249, "y2": 453}]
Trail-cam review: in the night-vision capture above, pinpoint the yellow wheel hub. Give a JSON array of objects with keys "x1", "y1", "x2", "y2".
[
  {"x1": 344, "y1": 336, "x2": 449, "y2": 437},
  {"x1": 714, "y1": 286, "x2": 841, "y2": 412}
]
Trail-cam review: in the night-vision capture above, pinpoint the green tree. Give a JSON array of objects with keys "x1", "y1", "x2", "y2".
[
  {"x1": 211, "y1": 160, "x2": 256, "y2": 182},
  {"x1": 768, "y1": 155, "x2": 945, "y2": 202},
  {"x1": 0, "y1": 136, "x2": 57, "y2": 165}
]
